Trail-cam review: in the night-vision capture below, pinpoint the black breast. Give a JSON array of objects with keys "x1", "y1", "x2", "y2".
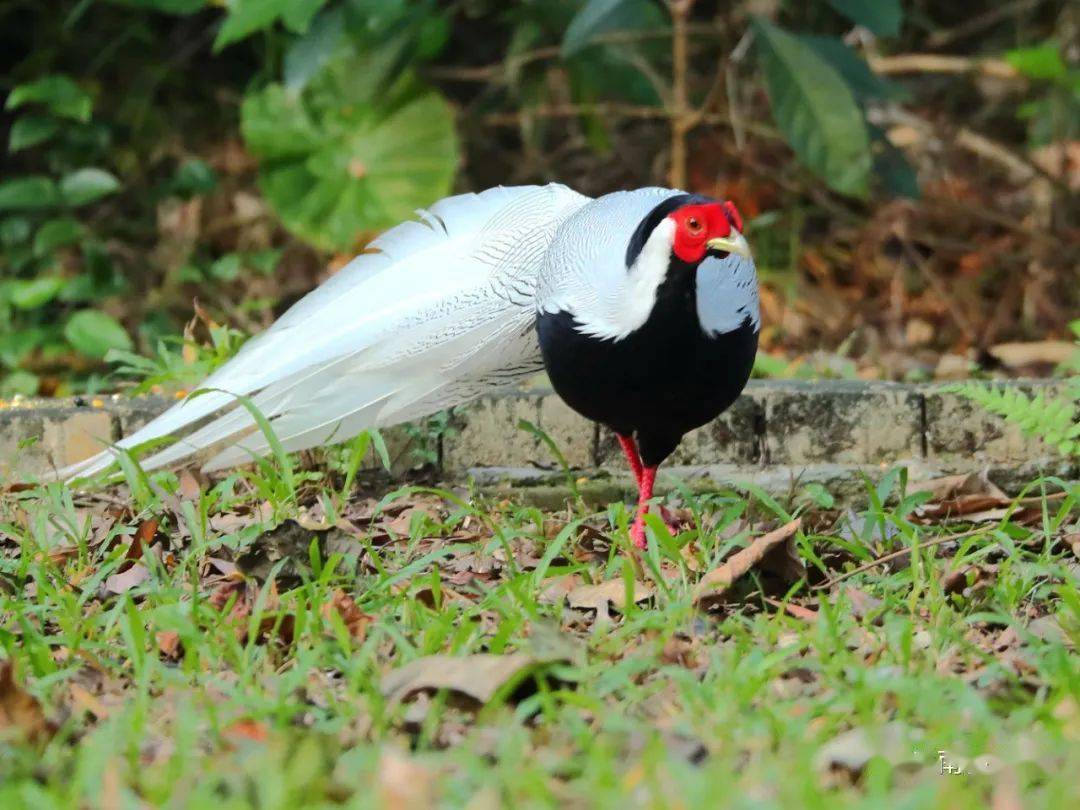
[{"x1": 537, "y1": 262, "x2": 758, "y2": 467}]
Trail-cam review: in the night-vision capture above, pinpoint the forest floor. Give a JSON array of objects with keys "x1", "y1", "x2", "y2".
[{"x1": 1, "y1": 453, "x2": 1078, "y2": 807}]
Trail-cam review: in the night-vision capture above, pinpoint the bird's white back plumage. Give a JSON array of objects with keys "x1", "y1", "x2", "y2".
[{"x1": 61, "y1": 183, "x2": 589, "y2": 479}]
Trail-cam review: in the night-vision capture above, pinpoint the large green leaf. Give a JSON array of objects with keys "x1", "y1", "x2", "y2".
[
  {"x1": 8, "y1": 116, "x2": 60, "y2": 152},
  {"x1": 33, "y1": 217, "x2": 83, "y2": 257},
  {"x1": 60, "y1": 168, "x2": 121, "y2": 207},
  {"x1": 5, "y1": 75, "x2": 92, "y2": 122},
  {"x1": 105, "y1": 0, "x2": 207, "y2": 12},
  {"x1": 562, "y1": 0, "x2": 656, "y2": 58},
  {"x1": 64, "y1": 310, "x2": 133, "y2": 359},
  {"x1": 214, "y1": 0, "x2": 328, "y2": 50},
  {"x1": 0, "y1": 177, "x2": 60, "y2": 211},
  {"x1": 798, "y1": 35, "x2": 907, "y2": 104},
  {"x1": 825, "y1": 0, "x2": 902, "y2": 38},
  {"x1": 10, "y1": 277, "x2": 64, "y2": 310},
  {"x1": 753, "y1": 18, "x2": 871, "y2": 198},
  {"x1": 242, "y1": 57, "x2": 457, "y2": 250},
  {"x1": 1006, "y1": 44, "x2": 1067, "y2": 81}
]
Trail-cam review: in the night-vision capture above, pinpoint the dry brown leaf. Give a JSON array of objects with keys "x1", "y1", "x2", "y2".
[
  {"x1": 567, "y1": 579, "x2": 654, "y2": 612},
  {"x1": 763, "y1": 597, "x2": 818, "y2": 622},
  {"x1": 177, "y1": 470, "x2": 201, "y2": 501},
  {"x1": 844, "y1": 586, "x2": 884, "y2": 624},
  {"x1": 381, "y1": 652, "x2": 564, "y2": 706},
  {"x1": 225, "y1": 718, "x2": 269, "y2": 743},
  {"x1": 988, "y1": 340, "x2": 1075, "y2": 368},
  {"x1": 156, "y1": 631, "x2": 183, "y2": 661},
  {"x1": 538, "y1": 574, "x2": 581, "y2": 605},
  {"x1": 68, "y1": 681, "x2": 110, "y2": 719},
  {"x1": 0, "y1": 661, "x2": 55, "y2": 744},
  {"x1": 321, "y1": 589, "x2": 371, "y2": 643},
  {"x1": 693, "y1": 519, "x2": 803, "y2": 603},
  {"x1": 377, "y1": 749, "x2": 435, "y2": 810},
  {"x1": 105, "y1": 563, "x2": 150, "y2": 595}
]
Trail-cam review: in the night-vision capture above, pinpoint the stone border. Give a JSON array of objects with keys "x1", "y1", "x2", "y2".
[{"x1": 2, "y1": 381, "x2": 1075, "y2": 496}]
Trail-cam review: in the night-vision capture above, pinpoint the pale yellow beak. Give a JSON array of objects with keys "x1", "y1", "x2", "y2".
[{"x1": 707, "y1": 231, "x2": 752, "y2": 260}]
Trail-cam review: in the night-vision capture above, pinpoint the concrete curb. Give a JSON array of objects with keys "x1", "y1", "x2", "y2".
[{"x1": 2, "y1": 381, "x2": 1076, "y2": 498}]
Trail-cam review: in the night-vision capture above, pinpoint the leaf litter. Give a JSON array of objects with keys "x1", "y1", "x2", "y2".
[{"x1": 0, "y1": 464, "x2": 1076, "y2": 796}]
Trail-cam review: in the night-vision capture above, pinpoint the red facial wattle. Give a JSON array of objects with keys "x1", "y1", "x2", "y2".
[{"x1": 668, "y1": 201, "x2": 743, "y2": 264}]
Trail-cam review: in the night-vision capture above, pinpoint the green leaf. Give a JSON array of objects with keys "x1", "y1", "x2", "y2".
[
  {"x1": 10, "y1": 277, "x2": 64, "y2": 310},
  {"x1": 0, "y1": 217, "x2": 31, "y2": 246},
  {"x1": 33, "y1": 217, "x2": 83, "y2": 256},
  {"x1": 1, "y1": 370, "x2": 40, "y2": 397},
  {"x1": 214, "y1": 0, "x2": 327, "y2": 50},
  {"x1": 6, "y1": 75, "x2": 92, "y2": 122},
  {"x1": 562, "y1": 0, "x2": 653, "y2": 58},
  {"x1": 0, "y1": 177, "x2": 60, "y2": 211},
  {"x1": 1005, "y1": 44, "x2": 1066, "y2": 81},
  {"x1": 798, "y1": 35, "x2": 907, "y2": 104},
  {"x1": 753, "y1": 18, "x2": 872, "y2": 198},
  {"x1": 172, "y1": 159, "x2": 218, "y2": 196},
  {"x1": 825, "y1": 0, "x2": 902, "y2": 38},
  {"x1": 209, "y1": 254, "x2": 242, "y2": 281},
  {"x1": 64, "y1": 310, "x2": 133, "y2": 359},
  {"x1": 284, "y1": 6, "x2": 345, "y2": 91},
  {"x1": 60, "y1": 168, "x2": 121, "y2": 206},
  {"x1": 8, "y1": 115, "x2": 60, "y2": 152},
  {"x1": 242, "y1": 55, "x2": 458, "y2": 250},
  {"x1": 106, "y1": 0, "x2": 207, "y2": 12}
]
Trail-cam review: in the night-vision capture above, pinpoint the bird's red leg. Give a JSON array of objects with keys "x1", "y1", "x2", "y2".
[
  {"x1": 616, "y1": 433, "x2": 644, "y2": 487},
  {"x1": 629, "y1": 465, "x2": 657, "y2": 550}
]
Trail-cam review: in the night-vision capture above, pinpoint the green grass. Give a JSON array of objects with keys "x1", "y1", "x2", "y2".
[{"x1": 1, "y1": 447, "x2": 1078, "y2": 808}]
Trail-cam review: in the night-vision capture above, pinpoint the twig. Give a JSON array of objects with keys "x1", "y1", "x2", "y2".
[
  {"x1": 955, "y1": 127, "x2": 1037, "y2": 180},
  {"x1": 868, "y1": 54, "x2": 1019, "y2": 80},
  {"x1": 425, "y1": 24, "x2": 724, "y2": 84},
  {"x1": 926, "y1": 0, "x2": 1040, "y2": 48},
  {"x1": 481, "y1": 103, "x2": 784, "y2": 143},
  {"x1": 667, "y1": 0, "x2": 696, "y2": 189},
  {"x1": 813, "y1": 527, "x2": 987, "y2": 590}
]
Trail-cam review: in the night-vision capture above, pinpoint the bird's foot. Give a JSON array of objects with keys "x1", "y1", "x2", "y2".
[{"x1": 629, "y1": 507, "x2": 683, "y2": 550}]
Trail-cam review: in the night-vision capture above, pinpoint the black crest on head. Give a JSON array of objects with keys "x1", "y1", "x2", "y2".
[{"x1": 624, "y1": 192, "x2": 715, "y2": 268}]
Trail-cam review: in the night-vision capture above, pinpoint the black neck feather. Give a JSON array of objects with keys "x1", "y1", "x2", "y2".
[{"x1": 623, "y1": 192, "x2": 715, "y2": 268}]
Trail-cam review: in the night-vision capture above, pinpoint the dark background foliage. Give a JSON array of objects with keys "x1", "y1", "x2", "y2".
[{"x1": 1, "y1": 0, "x2": 1077, "y2": 398}]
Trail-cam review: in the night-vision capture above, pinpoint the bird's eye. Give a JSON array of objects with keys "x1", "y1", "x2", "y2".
[{"x1": 686, "y1": 216, "x2": 702, "y2": 233}]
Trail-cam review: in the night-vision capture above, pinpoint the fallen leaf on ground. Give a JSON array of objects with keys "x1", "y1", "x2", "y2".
[
  {"x1": 567, "y1": 579, "x2": 654, "y2": 612},
  {"x1": 1025, "y1": 615, "x2": 1073, "y2": 648},
  {"x1": 68, "y1": 681, "x2": 110, "y2": 719},
  {"x1": 816, "y1": 722, "x2": 922, "y2": 777},
  {"x1": 177, "y1": 470, "x2": 201, "y2": 500},
  {"x1": 693, "y1": 519, "x2": 803, "y2": 603},
  {"x1": 763, "y1": 597, "x2": 818, "y2": 622},
  {"x1": 988, "y1": 341, "x2": 1075, "y2": 368},
  {"x1": 844, "y1": 586, "x2": 884, "y2": 623},
  {"x1": 155, "y1": 631, "x2": 183, "y2": 661},
  {"x1": 105, "y1": 563, "x2": 150, "y2": 594},
  {"x1": 0, "y1": 661, "x2": 55, "y2": 744},
  {"x1": 225, "y1": 718, "x2": 269, "y2": 743},
  {"x1": 321, "y1": 589, "x2": 371, "y2": 642},
  {"x1": 538, "y1": 574, "x2": 580, "y2": 605},
  {"x1": 912, "y1": 471, "x2": 1020, "y2": 522},
  {"x1": 377, "y1": 749, "x2": 435, "y2": 810},
  {"x1": 381, "y1": 653, "x2": 566, "y2": 706}
]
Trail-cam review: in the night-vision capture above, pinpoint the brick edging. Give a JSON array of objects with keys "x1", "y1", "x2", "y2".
[{"x1": 0, "y1": 380, "x2": 1073, "y2": 483}]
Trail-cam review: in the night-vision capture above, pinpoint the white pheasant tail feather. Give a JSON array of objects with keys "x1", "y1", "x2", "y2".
[{"x1": 61, "y1": 183, "x2": 590, "y2": 480}]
